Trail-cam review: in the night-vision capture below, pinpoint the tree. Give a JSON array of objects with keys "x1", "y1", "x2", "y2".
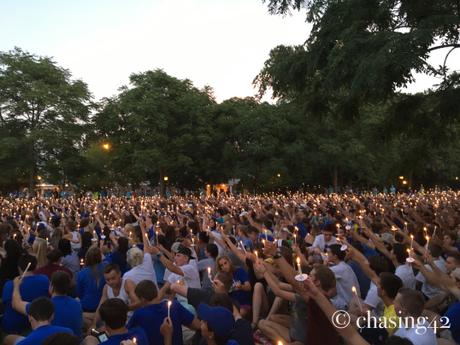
[
  {"x1": 93, "y1": 69, "x2": 215, "y2": 195},
  {"x1": 0, "y1": 48, "x2": 91, "y2": 191}
]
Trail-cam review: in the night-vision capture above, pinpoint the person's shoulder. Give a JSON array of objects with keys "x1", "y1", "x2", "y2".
[
  {"x1": 32, "y1": 274, "x2": 50, "y2": 283},
  {"x1": 50, "y1": 325, "x2": 73, "y2": 333},
  {"x1": 130, "y1": 326, "x2": 149, "y2": 342}
]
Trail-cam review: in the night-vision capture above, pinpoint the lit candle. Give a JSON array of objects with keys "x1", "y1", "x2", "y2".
[
  {"x1": 410, "y1": 235, "x2": 414, "y2": 252},
  {"x1": 296, "y1": 257, "x2": 302, "y2": 275},
  {"x1": 254, "y1": 250, "x2": 258, "y2": 260},
  {"x1": 293, "y1": 233, "x2": 297, "y2": 245},
  {"x1": 352, "y1": 286, "x2": 363, "y2": 312},
  {"x1": 425, "y1": 236, "x2": 430, "y2": 256},
  {"x1": 21, "y1": 262, "x2": 31, "y2": 279},
  {"x1": 239, "y1": 241, "x2": 247, "y2": 253},
  {"x1": 167, "y1": 300, "x2": 172, "y2": 319},
  {"x1": 80, "y1": 258, "x2": 84, "y2": 267},
  {"x1": 144, "y1": 233, "x2": 150, "y2": 246},
  {"x1": 207, "y1": 267, "x2": 212, "y2": 281},
  {"x1": 133, "y1": 337, "x2": 137, "y2": 344}
]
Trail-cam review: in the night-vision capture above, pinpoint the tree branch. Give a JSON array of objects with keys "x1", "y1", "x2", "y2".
[{"x1": 427, "y1": 43, "x2": 460, "y2": 53}]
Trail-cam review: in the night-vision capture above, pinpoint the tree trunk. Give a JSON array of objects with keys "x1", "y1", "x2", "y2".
[
  {"x1": 333, "y1": 166, "x2": 338, "y2": 192},
  {"x1": 159, "y1": 170, "x2": 166, "y2": 198},
  {"x1": 28, "y1": 143, "x2": 36, "y2": 195}
]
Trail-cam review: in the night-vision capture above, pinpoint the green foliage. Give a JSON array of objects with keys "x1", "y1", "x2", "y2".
[{"x1": 0, "y1": 47, "x2": 91, "y2": 191}]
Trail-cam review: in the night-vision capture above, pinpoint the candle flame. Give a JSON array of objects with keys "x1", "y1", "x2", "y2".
[{"x1": 352, "y1": 286, "x2": 357, "y2": 293}]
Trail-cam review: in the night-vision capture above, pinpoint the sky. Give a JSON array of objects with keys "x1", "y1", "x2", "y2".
[{"x1": 1, "y1": 0, "x2": 459, "y2": 103}]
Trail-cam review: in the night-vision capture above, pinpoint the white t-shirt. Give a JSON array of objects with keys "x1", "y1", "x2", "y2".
[
  {"x1": 165, "y1": 262, "x2": 201, "y2": 289},
  {"x1": 123, "y1": 253, "x2": 157, "y2": 286},
  {"x1": 394, "y1": 319, "x2": 437, "y2": 345},
  {"x1": 364, "y1": 282, "x2": 384, "y2": 317},
  {"x1": 312, "y1": 234, "x2": 337, "y2": 252},
  {"x1": 416, "y1": 258, "x2": 447, "y2": 298},
  {"x1": 330, "y1": 261, "x2": 360, "y2": 304},
  {"x1": 395, "y1": 263, "x2": 416, "y2": 289}
]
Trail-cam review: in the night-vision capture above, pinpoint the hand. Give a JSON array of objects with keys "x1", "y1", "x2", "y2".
[
  {"x1": 120, "y1": 340, "x2": 136, "y2": 345},
  {"x1": 149, "y1": 246, "x2": 160, "y2": 255},
  {"x1": 301, "y1": 277, "x2": 321, "y2": 299},
  {"x1": 253, "y1": 260, "x2": 266, "y2": 275},
  {"x1": 263, "y1": 241, "x2": 277, "y2": 257},
  {"x1": 13, "y1": 276, "x2": 23, "y2": 289},
  {"x1": 160, "y1": 317, "x2": 173, "y2": 338}
]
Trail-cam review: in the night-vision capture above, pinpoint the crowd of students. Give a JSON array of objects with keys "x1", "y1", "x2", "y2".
[{"x1": 0, "y1": 191, "x2": 459, "y2": 345}]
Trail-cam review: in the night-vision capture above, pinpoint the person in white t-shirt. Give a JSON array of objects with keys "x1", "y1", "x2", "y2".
[
  {"x1": 391, "y1": 243, "x2": 416, "y2": 289},
  {"x1": 327, "y1": 244, "x2": 360, "y2": 305},
  {"x1": 123, "y1": 247, "x2": 158, "y2": 286},
  {"x1": 151, "y1": 245, "x2": 201, "y2": 289},
  {"x1": 311, "y1": 224, "x2": 338, "y2": 253},
  {"x1": 393, "y1": 288, "x2": 437, "y2": 345},
  {"x1": 415, "y1": 244, "x2": 446, "y2": 299}
]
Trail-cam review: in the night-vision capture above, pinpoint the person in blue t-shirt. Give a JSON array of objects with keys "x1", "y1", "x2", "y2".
[
  {"x1": 83, "y1": 298, "x2": 149, "y2": 345},
  {"x1": 216, "y1": 256, "x2": 252, "y2": 309},
  {"x1": 77, "y1": 247, "x2": 107, "y2": 317},
  {"x1": 445, "y1": 301, "x2": 460, "y2": 344},
  {"x1": 3, "y1": 297, "x2": 72, "y2": 345},
  {"x1": 1, "y1": 254, "x2": 50, "y2": 334},
  {"x1": 198, "y1": 303, "x2": 239, "y2": 345},
  {"x1": 12, "y1": 271, "x2": 83, "y2": 338},
  {"x1": 127, "y1": 280, "x2": 200, "y2": 345}
]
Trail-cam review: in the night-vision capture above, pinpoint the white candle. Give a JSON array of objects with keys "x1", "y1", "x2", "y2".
[
  {"x1": 239, "y1": 241, "x2": 247, "y2": 253},
  {"x1": 296, "y1": 257, "x2": 302, "y2": 275},
  {"x1": 352, "y1": 286, "x2": 363, "y2": 312},
  {"x1": 293, "y1": 233, "x2": 297, "y2": 245},
  {"x1": 167, "y1": 300, "x2": 172, "y2": 319},
  {"x1": 21, "y1": 262, "x2": 31, "y2": 279},
  {"x1": 207, "y1": 267, "x2": 212, "y2": 281}
]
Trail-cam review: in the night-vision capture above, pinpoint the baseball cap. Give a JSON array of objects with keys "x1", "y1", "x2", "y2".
[
  {"x1": 177, "y1": 245, "x2": 192, "y2": 258},
  {"x1": 198, "y1": 304, "x2": 235, "y2": 338}
]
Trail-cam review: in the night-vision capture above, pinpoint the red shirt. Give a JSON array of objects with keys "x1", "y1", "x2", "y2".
[
  {"x1": 34, "y1": 264, "x2": 73, "y2": 280},
  {"x1": 306, "y1": 299, "x2": 340, "y2": 345}
]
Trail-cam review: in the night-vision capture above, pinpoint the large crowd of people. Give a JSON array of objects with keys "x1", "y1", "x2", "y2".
[{"x1": 0, "y1": 191, "x2": 459, "y2": 345}]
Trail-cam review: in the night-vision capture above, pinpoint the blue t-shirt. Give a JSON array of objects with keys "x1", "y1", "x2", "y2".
[
  {"x1": 445, "y1": 302, "x2": 460, "y2": 344},
  {"x1": 100, "y1": 327, "x2": 148, "y2": 345},
  {"x1": 1, "y1": 274, "x2": 50, "y2": 334},
  {"x1": 26, "y1": 295, "x2": 83, "y2": 338},
  {"x1": 105, "y1": 251, "x2": 130, "y2": 274},
  {"x1": 230, "y1": 268, "x2": 252, "y2": 306},
  {"x1": 17, "y1": 324, "x2": 72, "y2": 345},
  {"x1": 127, "y1": 300, "x2": 194, "y2": 345},
  {"x1": 77, "y1": 263, "x2": 106, "y2": 312}
]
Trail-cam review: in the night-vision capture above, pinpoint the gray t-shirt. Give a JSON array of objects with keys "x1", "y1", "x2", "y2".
[{"x1": 290, "y1": 294, "x2": 308, "y2": 342}]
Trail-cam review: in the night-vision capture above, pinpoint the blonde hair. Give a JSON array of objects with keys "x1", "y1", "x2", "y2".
[
  {"x1": 127, "y1": 247, "x2": 143, "y2": 267},
  {"x1": 32, "y1": 237, "x2": 48, "y2": 268}
]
